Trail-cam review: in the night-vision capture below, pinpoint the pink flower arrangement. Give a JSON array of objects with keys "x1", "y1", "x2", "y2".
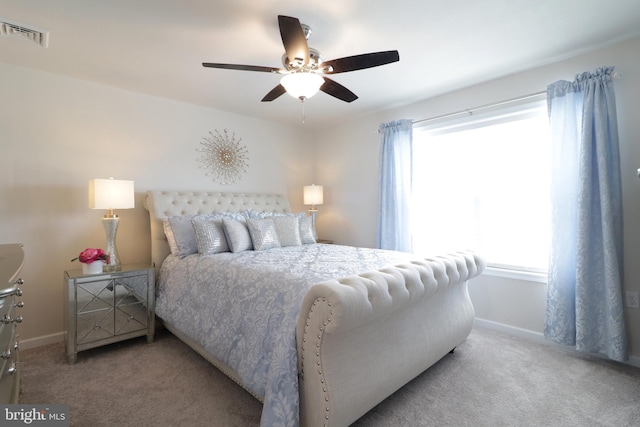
[{"x1": 71, "y1": 248, "x2": 108, "y2": 264}]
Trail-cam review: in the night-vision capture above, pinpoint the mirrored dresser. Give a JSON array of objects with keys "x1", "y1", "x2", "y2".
[
  {"x1": 64, "y1": 264, "x2": 154, "y2": 364},
  {"x1": 0, "y1": 243, "x2": 25, "y2": 403}
]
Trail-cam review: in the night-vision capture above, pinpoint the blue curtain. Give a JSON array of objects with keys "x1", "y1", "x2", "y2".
[
  {"x1": 544, "y1": 67, "x2": 627, "y2": 362},
  {"x1": 376, "y1": 119, "x2": 413, "y2": 252}
]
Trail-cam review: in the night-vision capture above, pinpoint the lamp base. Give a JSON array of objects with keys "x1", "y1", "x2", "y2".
[
  {"x1": 102, "y1": 217, "x2": 121, "y2": 272},
  {"x1": 309, "y1": 209, "x2": 318, "y2": 240}
]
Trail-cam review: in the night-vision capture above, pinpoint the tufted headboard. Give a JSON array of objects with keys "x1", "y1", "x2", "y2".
[{"x1": 143, "y1": 191, "x2": 291, "y2": 271}]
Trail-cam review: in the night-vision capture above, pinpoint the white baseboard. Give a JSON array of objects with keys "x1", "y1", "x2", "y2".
[
  {"x1": 19, "y1": 331, "x2": 64, "y2": 351},
  {"x1": 473, "y1": 317, "x2": 640, "y2": 369},
  {"x1": 473, "y1": 318, "x2": 547, "y2": 343}
]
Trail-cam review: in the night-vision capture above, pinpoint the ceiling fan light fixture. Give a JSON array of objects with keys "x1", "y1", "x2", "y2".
[
  {"x1": 280, "y1": 72, "x2": 324, "y2": 100},
  {"x1": 203, "y1": 15, "x2": 399, "y2": 104}
]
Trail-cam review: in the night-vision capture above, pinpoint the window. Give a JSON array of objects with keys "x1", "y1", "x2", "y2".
[{"x1": 411, "y1": 98, "x2": 551, "y2": 273}]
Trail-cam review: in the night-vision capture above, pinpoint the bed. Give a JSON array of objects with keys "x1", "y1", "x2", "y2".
[{"x1": 143, "y1": 190, "x2": 486, "y2": 427}]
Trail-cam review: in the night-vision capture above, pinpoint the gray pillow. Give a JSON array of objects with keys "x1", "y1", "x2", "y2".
[
  {"x1": 222, "y1": 218, "x2": 253, "y2": 253},
  {"x1": 164, "y1": 215, "x2": 206, "y2": 258},
  {"x1": 272, "y1": 215, "x2": 302, "y2": 247},
  {"x1": 192, "y1": 220, "x2": 229, "y2": 255},
  {"x1": 246, "y1": 218, "x2": 281, "y2": 251}
]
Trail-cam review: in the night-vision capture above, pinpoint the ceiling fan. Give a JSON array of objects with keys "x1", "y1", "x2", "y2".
[{"x1": 203, "y1": 15, "x2": 399, "y2": 103}]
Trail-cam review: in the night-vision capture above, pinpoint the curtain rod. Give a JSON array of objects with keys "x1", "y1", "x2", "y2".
[
  {"x1": 411, "y1": 70, "x2": 623, "y2": 127},
  {"x1": 412, "y1": 90, "x2": 546, "y2": 126}
]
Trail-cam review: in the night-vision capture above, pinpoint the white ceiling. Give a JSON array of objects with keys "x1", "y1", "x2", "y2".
[{"x1": 2, "y1": 0, "x2": 640, "y2": 130}]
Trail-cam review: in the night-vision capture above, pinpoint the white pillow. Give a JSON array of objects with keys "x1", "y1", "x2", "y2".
[
  {"x1": 163, "y1": 217, "x2": 180, "y2": 256},
  {"x1": 246, "y1": 218, "x2": 281, "y2": 251},
  {"x1": 192, "y1": 220, "x2": 229, "y2": 255}
]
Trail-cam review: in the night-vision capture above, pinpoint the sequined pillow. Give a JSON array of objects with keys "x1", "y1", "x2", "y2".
[
  {"x1": 222, "y1": 218, "x2": 253, "y2": 253},
  {"x1": 272, "y1": 215, "x2": 302, "y2": 247},
  {"x1": 246, "y1": 218, "x2": 281, "y2": 251},
  {"x1": 298, "y1": 215, "x2": 317, "y2": 244},
  {"x1": 192, "y1": 220, "x2": 229, "y2": 255}
]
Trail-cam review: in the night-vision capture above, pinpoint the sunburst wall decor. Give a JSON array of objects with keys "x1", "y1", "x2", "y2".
[{"x1": 197, "y1": 129, "x2": 249, "y2": 185}]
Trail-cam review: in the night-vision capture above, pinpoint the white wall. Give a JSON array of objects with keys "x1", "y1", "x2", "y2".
[
  {"x1": 0, "y1": 62, "x2": 312, "y2": 346},
  {"x1": 312, "y1": 36, "x2": 640, "y2": 362}
]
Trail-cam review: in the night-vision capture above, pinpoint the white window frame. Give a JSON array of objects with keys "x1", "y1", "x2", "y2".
[{"x1": 411, "y1": 95, "x2": 550, "y2": 282}]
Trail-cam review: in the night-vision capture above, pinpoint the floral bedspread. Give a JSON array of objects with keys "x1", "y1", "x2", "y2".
[{"x1": 156, "y1": 243, "x2": 413, "y2": 427}]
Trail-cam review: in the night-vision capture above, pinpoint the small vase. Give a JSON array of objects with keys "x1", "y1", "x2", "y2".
[{"x1": 82, "y1": 261, "x2": 104, "y2": 275}]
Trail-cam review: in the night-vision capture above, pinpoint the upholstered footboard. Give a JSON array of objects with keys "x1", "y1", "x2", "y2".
[{"x1": 296, "y1": 251, "x2": 486, "y2": 427}]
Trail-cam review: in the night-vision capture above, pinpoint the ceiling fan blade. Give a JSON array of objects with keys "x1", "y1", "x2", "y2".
[
  {"x1": 202, "y1": 63, "x2": 282, "y2": 73},
  {"x1": 278, "y1": 15, "x2": 310, "y2": 66},
  {"x1": 320, "y1": 77, "x2": 358, "y2": 103},
  {"x1": 322, "y1": 50, "x2": 399, "y2": 74},
  {"x1": 261, "y1": 84, "x2": 287, "y2": 102}
]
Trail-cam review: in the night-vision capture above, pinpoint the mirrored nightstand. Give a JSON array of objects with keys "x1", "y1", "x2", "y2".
[{"x1": 64, "y1": 264, "x2": 154, "y2": 364}]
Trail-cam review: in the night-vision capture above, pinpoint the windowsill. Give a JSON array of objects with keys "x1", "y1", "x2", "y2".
[{"x1": 483, "y1": 266, "x2": 548, "y2": 284}]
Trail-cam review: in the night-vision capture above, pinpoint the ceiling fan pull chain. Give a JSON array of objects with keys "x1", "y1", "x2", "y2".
[{"x1": 301, "y1": 97, "x2": 306, "y2": 123}]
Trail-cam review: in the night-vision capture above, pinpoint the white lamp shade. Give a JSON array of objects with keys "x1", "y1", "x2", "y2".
[
  {"x1": 303, "y1": 185, "x2": 324, "y2": 206},
  {"x1": 88, "y1": 178, "x2": 135, "y2": 210},
  {"x1": 281, "y1": 73, "x2": 325, "y2": 99}
]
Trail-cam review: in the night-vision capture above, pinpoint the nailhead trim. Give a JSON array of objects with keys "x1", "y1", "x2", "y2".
[{"x1": 301, "y1": 296, "x2": 333, "y2": 426}]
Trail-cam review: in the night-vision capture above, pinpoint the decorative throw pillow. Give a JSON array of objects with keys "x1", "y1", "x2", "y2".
[
  {"x1": 192, "y1": 220, "x2": 229, "y2": 255},
  {"x1": 163, "y1": 217, "x2": 180, "y2": 256},
  {"x1": 164, "y1": 215, "x2": 204, "y2": 258},
  {"x1": 271, "y1": 215, "x2": 302, "y2": 247},
  {"x1": 298, "y1": 215, "x2": 316, "y2": 244},
  {"x1": 246, "y1": 218, "x2": 281, "y2": 251},
  {"x1": 244, "y1": 209, "x2": 274, "y2": 219},
  {"x1": 164, "y1": 212, "x2": 247, "y2": 258},
  {"x1": 222, "y1": 218, "x2": 253, "y2": 253}
]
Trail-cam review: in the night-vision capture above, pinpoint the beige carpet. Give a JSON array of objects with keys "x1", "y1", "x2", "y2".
[{"x1": 19, "y1": 327, "x2": 640, "y2": 426}]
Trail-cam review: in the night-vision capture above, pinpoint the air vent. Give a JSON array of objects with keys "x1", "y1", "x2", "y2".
[{"x1": 0, "y1": 18, "x2": 49, "y2": 48}]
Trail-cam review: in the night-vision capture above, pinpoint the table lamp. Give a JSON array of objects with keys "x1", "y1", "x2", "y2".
[
  {"x1": 88, "y1": 178, "x2": 134, "y2": 272},
  {"x1": 303, "y1": 184, "x2": 323, "y2": 238}
]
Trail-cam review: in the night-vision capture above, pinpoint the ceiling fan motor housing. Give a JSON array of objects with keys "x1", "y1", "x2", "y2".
[{"x1": 282, "y1": 47, "x2": 324, "y2": 71}]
